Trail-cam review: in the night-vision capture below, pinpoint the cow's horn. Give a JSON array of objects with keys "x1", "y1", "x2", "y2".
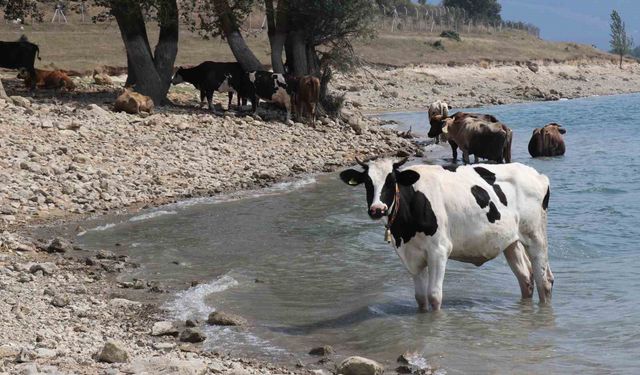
[
  {"x1": 355, "y1": 157, "x2": 368, "y2": 169},
  {"x1": 393, "y1": 157, "x2": 408, "y2": 169}
]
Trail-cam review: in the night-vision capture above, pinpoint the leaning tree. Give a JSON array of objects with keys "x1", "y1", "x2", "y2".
[{"x1": 93, "y1": 0, "x2": 179, "y2": 105}]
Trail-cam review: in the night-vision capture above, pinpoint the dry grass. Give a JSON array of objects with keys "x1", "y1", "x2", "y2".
[{"x1": 0, "y1": 19, "x2": 623, "y2": 73}]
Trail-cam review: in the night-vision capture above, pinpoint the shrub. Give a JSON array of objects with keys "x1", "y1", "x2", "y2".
[
  {"x1": 321, "y1": 92, "x2": 346, "y2": 119},
  {"x1": 440, "y1": 30, "x2": 461, "y2": 42}
]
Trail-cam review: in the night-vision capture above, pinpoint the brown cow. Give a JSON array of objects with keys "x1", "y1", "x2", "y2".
[
  {"x1": 528, "y1": 123, "x2": 566, "y2": 157},
  {"x1": 427, "y1": 100, "x2": 449, "y2": 144},
  {"x1": 17, "y1": 68, "x2": 75, "y2": 91},
  {"x1": 114, "y1": 88, "x2": 154, "y2": 114},
  {"x1": 430, "y1": 112, "x2": 512, "y2": 164},
  {"x1": 292, "y1": 75, "x2": 320, "y2": 124}
]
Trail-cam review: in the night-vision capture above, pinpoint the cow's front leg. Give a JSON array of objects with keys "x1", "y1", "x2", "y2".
[
  {"x1": 427, "y1": 249, "x2": 448, "y2": 311},
  {"x1": 449, "y1": 141, "x2": 458, "y2": 162},
  {"x1": 206, "y1": 90, "x2": 214, "y2": 111},
  {"x1": 413, "y1": 268, "x2": 429, "y2": 312}
]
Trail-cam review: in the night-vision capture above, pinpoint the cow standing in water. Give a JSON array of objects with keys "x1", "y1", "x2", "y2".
[
  {"x1": 429, "y1": 112, "x2": 513, "y2": 164},
  {"x1": 528, "y1": 123, "x2": 567, "y2": 157},
  {"x1": 340, "y1": 157, "x2": 553, "y2": 311}
]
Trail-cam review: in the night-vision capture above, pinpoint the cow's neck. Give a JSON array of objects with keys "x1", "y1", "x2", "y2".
[{"x1": 388, "y1": 184, "x2": 417, "y2": 247}]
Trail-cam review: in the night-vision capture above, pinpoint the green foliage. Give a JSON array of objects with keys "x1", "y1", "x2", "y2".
[
  {"x1": 3, "y1": 0, "x2": 44, "y2": 23},
  {"x1": 630, "y1": 45, "x2": 640, "y2": 58},
  {"x1": 610, "y1": 10, "x2": 633, "y2": 56},
  {"x1": 179, "y1": 0, "x2": 254, "y2": 39},
  {"x1": 440, "y1": 30, "x2": 460, "y2": 42},
  {"x1": 442, "y1": 0, "x2": 501, "y2": 22}
]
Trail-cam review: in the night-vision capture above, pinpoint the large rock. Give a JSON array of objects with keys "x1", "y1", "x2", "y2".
[
  {"x1": 10, "y1": 96, "x2": 31, "y2": 108},
  {"x1": 97, "y1": 341, "x2": 129, "y2": 363},
  {"x1": 179, "y1": 328, "x2": 206, "y2": 343},
  {"x1": 337, "y1": 356, "x2": 384, "y2": 375},
  {"x1": 207, "y1": 311, "x2": 247, "y2": 326},
  {"x1": 29, "y1": 262, "x2": 57, "y2": 276},
  {"x1": 309, "y1": 345, "x2": 335, "y2": 356},
  {"x1": 47, "y1": 237, "x2": 73, "y2": 253},
  {"x1": 151, "y1": 321, "x2": 179, "y2": 337}
]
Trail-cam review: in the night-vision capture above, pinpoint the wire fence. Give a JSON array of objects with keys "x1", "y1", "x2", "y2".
[{"x1": 378, "y1": 5, "x2": 540, "y2": 37}]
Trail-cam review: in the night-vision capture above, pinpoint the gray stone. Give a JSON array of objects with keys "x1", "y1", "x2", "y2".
[
  {"x1": 309, "y1": 345, "x2": 335, "y2": 356},
  {"x1": 51, "y1": 295, "x2": 69, "y2": 308},
  {"x1": 179, "y1": 328, "x2": 206, "y2": 343},
  {"x1": 151, "y1": 321, "x2": 179, "y2": 337},
  {"x1": 47, "y1": 237, "x2": 72, "y2": 253},
  {"x1": 15, "y1": 348, "x2": 36, "y2": 363},
  {"x1": 29, "y1": 262, "x2": 57, "y2": 276},
  {"x1": 97, "y1": 340, "x2": 129, "y2": 363},
  {"x1": 11, "y1": 96, "x2": 31, "y2": 108},
  {"x1": 337, "y1": 356, "x2": 384, "y2": 375},
  {"x1": 207, "y1": 311, "x2": 247, "y2": 326}
]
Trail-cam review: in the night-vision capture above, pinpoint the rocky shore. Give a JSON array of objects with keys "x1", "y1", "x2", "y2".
[
  {"x1": 335, "y1": 59, "x2": 640, "y2": 112},
  {"x1": 1, "y1": 58, "x2": 638, "y2": 374}
]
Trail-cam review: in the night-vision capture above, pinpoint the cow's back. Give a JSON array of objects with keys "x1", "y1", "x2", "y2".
[
  {"x1": 453, "y1": 117, "x2": 508, "y2": 162},
  {"x1": 407, "y1": 163, "x2": 548, "y2": 263}
]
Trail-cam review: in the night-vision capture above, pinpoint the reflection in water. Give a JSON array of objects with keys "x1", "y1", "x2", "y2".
[{"x1": 78, "y1": 94, "x2": 640, "y2": 374}]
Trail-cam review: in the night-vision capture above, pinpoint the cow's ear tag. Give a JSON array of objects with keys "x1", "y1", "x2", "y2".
[{"x1": 348, "y1": 178, "x2": 359, "y2": 186}]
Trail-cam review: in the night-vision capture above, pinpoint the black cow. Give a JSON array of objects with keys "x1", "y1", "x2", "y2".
[
  {"x1": 0, "y1": 35, "x2": 41, "y2": 90},
  {"x1": 171, "y1": 61, "x2": 247, "y2": 111},
  {"x1": 232, "y1": 71, "x2": 296, "y2": 121}
]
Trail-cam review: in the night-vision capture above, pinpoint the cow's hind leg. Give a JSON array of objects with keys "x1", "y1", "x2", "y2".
[
  {"x1": 413, "y1": 268, "x2": 429, "y2": 312},
  {"x1": 504, "y1": 241, "x2": 533, "y2": 299},
  {"x1": 522, "y1": 235, "x2": 552, "y2": 303}
]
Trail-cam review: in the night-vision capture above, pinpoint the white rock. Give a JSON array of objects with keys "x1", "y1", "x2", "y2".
[{"x1": 337, "y1": 356, "x2": 384, "y2": 375}]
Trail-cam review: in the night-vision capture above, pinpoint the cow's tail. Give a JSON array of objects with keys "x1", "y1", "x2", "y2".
[
  {"x1": 309, "y1": 77, "x2": 320, "y2": 118},
  {"x1": 503, "y1": 127, "x2": 513, "y2": 163},
  {"x1": 35, "y1": 45, "x2": 41, "y2": 60}
]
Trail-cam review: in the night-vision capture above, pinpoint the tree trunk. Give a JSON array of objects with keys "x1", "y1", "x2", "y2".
[
  {"x1": 269, "y1": 0, "x2": 289, "y2": 73},
  {"x1": 619, "y1": 53, "x2": 623, "y2": 69},
  {"x1": 0, "y1": 78, "x2": 7, "y2": 99},
  {"x1": 306, "y1": 44, "x2": 320, "y2": 76},
  {"x1": 111, "y1": 0, "x2": 178, "y2": 105},
  {"x1": 289, "y1": 30, "x2": 308, "y2": 76},
  {"x1": 125, "y1": 53, "x2": 136, "y2": 87},
  {"x1": 213, "y1": 0, "x2": 263, "y2": 71}
]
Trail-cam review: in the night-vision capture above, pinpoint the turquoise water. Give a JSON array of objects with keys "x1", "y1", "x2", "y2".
[{"x1": 78, "y1": 94, "x2": 640, "y2": 374}]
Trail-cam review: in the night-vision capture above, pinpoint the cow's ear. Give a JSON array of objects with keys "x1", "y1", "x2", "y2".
[
  {"x1": 340, "y1": 169, "x2": 365, "y2": 186},
  {"x1": 558, "y1": 127, "x2": 567, "y2": 134},
  {"x1": 396, "y1": 170, "x2": 420, "y2": 186}
]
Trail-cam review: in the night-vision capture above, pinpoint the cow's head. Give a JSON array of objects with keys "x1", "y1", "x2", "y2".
[
  {"x1": 340, "y1": 157, "x2": 420, "y2": 220},
  {"x1": 427, "y1": 115, "x2": 452, "y2": 138},
  {"x1": 171, "y1": 68, "x2": 185, "y2": 85}
]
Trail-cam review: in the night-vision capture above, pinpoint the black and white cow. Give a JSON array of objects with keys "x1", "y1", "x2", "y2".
[
  {"x1": 340, "y1": 157, "x2": 553, "y2": 311},
  {"x1": 240, "y1": 71, "x2": 295, "y2": 121},
  {"x1": 0, "y1": 35, "x2": 41, "y2": 90},
  {"x1": 171, "y1": 61, "x2": 246, "y2": 110}
]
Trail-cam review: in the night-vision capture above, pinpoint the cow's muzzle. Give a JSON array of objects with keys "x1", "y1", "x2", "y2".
[{"x1": 369, "y1": 204, "x2": 388, "y2": 219}]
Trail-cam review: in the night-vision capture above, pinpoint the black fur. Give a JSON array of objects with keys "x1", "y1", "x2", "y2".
[
  {"x1": 487, "y1": 202, "x2": 501, "y2": 223},
  {"x1": 471, "y1": 185, "x2": 490, "y2": 208},
  {"x1": 0, "y1": 36, "x2": 40, "y2": 89},
  {"x1": 473, "y1": 167, "x2": 496, "y2": 185},
  {"x1": 542, "y1": 186, "x2": 550, "y2": 210},
  {"x1": 493, "y1": 184, "x2": 508, "y2": 206}
]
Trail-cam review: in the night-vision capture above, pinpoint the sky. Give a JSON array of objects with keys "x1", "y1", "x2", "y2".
[{"x1": 424, "y1": 0, "x2": 640, "y2": 50}]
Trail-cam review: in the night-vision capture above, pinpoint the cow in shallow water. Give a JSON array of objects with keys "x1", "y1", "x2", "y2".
[
  {"x1": 340, "y1": 157, "x2": 553, "y2": 311},
  {"x1": 528, "y1": 123, "x2": 566, "y2": 157},
  {"x1": 427, "y1": 100, "x2": 449, "y2": 144},
  {"x1": 429, "y1": 112, "x2": 512, "y2": 164}
]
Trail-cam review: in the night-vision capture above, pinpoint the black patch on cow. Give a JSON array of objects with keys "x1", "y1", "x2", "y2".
[
  {"x1": 473, "y1": 167, "x2": 496, "y2": 185},
  {"x1": 441, "y1": 164, "x2": 459, "y2": 172},
  {"x1": 390, "y1": 188, "x2": 438, "y2": 247},
  {"x1": 471, "y1": 185, "x2": 490, "y2": 208},
  {"x1": 487, "y1": 202, "x2": 501, "y2": 223},
  {"x1": 542, "y1": 186, "x2": 550, "y2": 210},
  {"x1": 493, "y1": 184, "x2": 507, "y2": 206}
]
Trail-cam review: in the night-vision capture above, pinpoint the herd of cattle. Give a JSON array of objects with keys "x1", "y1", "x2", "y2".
[
  {"x1": 0, "y1": 36, "x2": 320, "y2": 123},
  {"x1": 427, "y1": 100, "x2": 567, "y2": 160}
]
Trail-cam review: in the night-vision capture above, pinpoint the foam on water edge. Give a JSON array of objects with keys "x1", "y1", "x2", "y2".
[
  {"x1": 165, "y1": 274, "x2": 239, "y2": 321},
  {"x1": 129, "y1": 210, "x2": 178, "y2": 222}
]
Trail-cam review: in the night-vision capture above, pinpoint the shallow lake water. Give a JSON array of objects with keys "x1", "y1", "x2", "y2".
[{"x1": 77, "y1": 94, "x2": 640, "y2": 374}]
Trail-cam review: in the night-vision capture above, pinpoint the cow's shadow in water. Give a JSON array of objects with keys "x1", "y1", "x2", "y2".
[{"x1": 265, "y1": 298, "x2": 484, "y2": 336}]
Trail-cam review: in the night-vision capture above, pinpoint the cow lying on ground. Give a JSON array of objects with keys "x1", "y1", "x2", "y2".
[
  {"x1": 292, "y1": 75, "x2": 320, "y2": 124},
  {"x1": 17, "y1": 68, "x2": 75, "y2": 91},
  {"x1": 429, "y1": 112, "x2": 512, "y2": 164},
  {"x1": 171, "y1": 61, "x2": 246, "y2": 110},
  {"x1": 528, "y1": 123, "x2": 566, "y2": 157},
  {"x1": 0, "y1": 35, "x2": 41, "y2": 90},
  {"x1": 114, "y1": 88, "x2": 154, "y2": 114},
  {"x1": 427, "y1": 100, "x2": 449, "y2": 144},
  {"x1": 340, "y1": 157, "x2": 554, "y2": 311}
]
